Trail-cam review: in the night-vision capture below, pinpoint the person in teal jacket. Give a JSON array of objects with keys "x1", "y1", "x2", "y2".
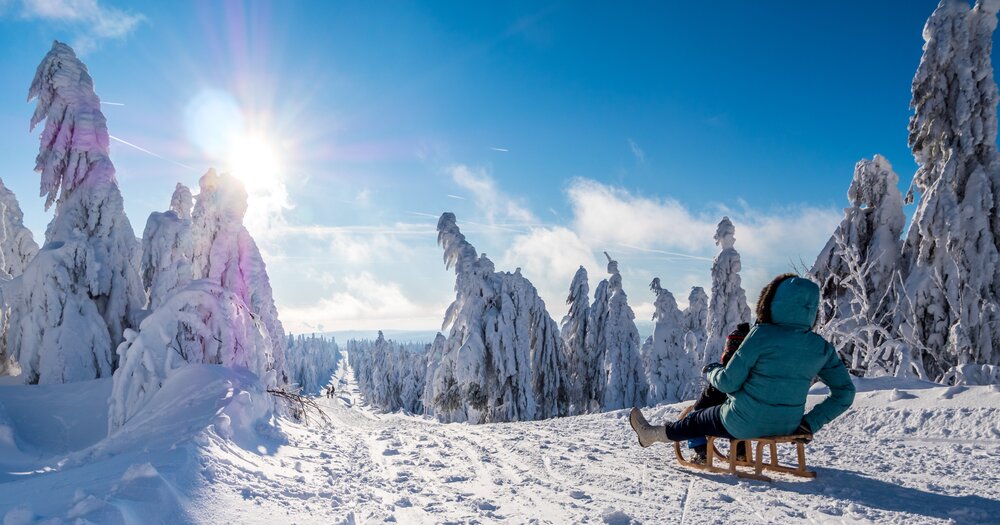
[{"x1": 629, "y1": 274, "x2": 856, "y2": 462}]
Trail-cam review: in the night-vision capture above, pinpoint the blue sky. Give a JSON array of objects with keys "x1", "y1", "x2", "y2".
[{"x1": 0, "y1": 1, "x2": 992, "y2": 334}]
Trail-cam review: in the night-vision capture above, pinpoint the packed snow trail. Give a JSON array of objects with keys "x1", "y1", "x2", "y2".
[
  {"x1": 196, "y1": 357, "x2": 1000, "y2": 524},
  {"x1": 2, "y1": 357, "x2": 1000, "y2": 524}
]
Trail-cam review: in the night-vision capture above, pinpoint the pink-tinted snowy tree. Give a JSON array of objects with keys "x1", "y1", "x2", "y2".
[{"x1": 7, "y1": 41, "x2": 144, "y2": 383}]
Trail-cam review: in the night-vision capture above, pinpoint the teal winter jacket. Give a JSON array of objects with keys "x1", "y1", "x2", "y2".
[{"x1": 706, "y1": 277, "x2": 855, "y2": 439}]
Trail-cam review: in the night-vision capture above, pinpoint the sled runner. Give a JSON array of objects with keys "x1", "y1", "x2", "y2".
[{"x1": 673, "y1": 406, "x2": 816, "y2": 482}]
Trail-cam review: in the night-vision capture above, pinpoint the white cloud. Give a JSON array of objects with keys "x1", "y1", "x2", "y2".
[
  {"x1": 501, "y1": 226, "x2": 603, "y2": 311},
  {"x1": 279, "y1": 272, "x2": 448, "y2": 332},
  {"x1": 16, "y1": 0, "x2": 144, "y2": 53},
  {"x1": 450, "y1": 164, "x2": 537, "y2": 224},
  {"x1": 498, "y1": 178, "x2": 841, "y2": 316},
  {"x1": 567, "y1": 178, "x2": 715, "y2": 253}
]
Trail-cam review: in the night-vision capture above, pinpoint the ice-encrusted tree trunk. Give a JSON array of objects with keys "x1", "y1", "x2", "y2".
[
  {"x1": 682, "y1": 286, "x2": 709, "y2": 364},
  {"x1": 0, "y1": 178, "x2": 39, "y2": 279},
  {"x1": 812, "y1": 155, "x2": 905, "y2": 375},
  {"x1": 427, "y1": 213, "x2": 566, "y2": 423},
  {"x1": 589, "y1": 252, "x2": 646, "y2": 411},
  {"x1": 190, "y1": 169, "x2": 287, "y2": 383},
  {"x1": 898, "y1": 0, "x2": 1000, "y2": 381},
  {"x1": 108, "y1": 280, "x2": 277, "y2": 432},
  {"x1": 643, "y1": 278, "x2": 697, "y2": 405},
  {"x1": 702, "y1": 217, "x2": 751, "y2": 366},
  {"x1": 560, "y1": 266, "x2": 592, "y2": 414},
  {"x1": 7, "y1": 41, "x2": 144, "y2": 383}
]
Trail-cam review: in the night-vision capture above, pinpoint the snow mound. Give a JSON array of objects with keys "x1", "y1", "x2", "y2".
[{"x1": 0, "y1": 364, "x2": 281, "y2": 523}]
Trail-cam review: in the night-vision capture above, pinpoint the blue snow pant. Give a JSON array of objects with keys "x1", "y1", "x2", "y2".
[{"x1": 664, "y1": 405, "x2": 734, "y2": 455}]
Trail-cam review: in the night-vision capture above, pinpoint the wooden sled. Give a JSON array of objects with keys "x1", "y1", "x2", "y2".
[{"x1": 673, "y1": 406, "x2": 816, "y2": 482}]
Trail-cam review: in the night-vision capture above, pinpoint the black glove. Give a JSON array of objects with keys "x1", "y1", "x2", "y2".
[
  {"x1": 794, "y1": 420, "x2": 812, "y2": 442},
  {"x1": 702, "y1": 362, "x2": 723, "y2": 375}
]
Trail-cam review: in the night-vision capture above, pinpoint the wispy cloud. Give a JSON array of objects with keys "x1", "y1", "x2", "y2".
[
  {"x1": 490, "y1": 147, "x2": 509, "y2": 152},
  {"x1": 14, "y1": 0, "x2": 144, "y2": 53},
  {"x1": 628, "y1": 137, "x2": 645, "y2": 163},
  {"x1": 449, "y1": 164, "x2": 536, "y2": 224},
  {"x1": 446, "y1": 194, "x2": 465, "y2": 200}
]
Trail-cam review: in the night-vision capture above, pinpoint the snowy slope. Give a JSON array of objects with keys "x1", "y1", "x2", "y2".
[{"x1": 2, "y1": 358, "x2": 999, "y2": 524}]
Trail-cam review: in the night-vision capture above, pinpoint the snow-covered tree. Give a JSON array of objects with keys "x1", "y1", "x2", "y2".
[
  {"x1": 898, "y1": 0, "x2": 1000, "y2": 380},
  {"x1": 7, "y1": 41, "x2": 144, "y2": 383},
  {"x1": 0, "y1": 178, "x2": 39, "y2": 279},
  {"x1": 0, "y1": 179, "x2": 38, "y2": 376},
  {"x1": 703, "y1": 217, "x2": 751, "y2": 366},
  {"x1": 108, "y1": 280, "x2": 277, "y2": 432},
  {"x1": 169, "y1": 182, "x2": 193, "y2": 220},
  {"x1": 191, "y1": 169, "x2": 288, "y2": 383},
  {"x1": 285, "y1": 334, "x2": 340, "y2": 395},
  {"x1": 682, "y1": 286, "x2": 709, "y2": 363},
  {"x1": 643, "y1": 278, "x2": 698, "y2": 405},
  {"x1": 348, "y1": 333, "x2": 426, "y2": 414},
  {"x1": 140, "y1": 198, "x2": 193, "y2": 309},
  {"x1": 812, "y1": 155, "x2": 905, "y2": 374},
  {"x1": 587, "y1": 252, "x2": 646, "y2": 411},
  {"x1": 560, "y1": 266, "x2": 592, "y2": 414},
  {"x1": 421, "y1": 333, "x2": 447, "y2": 417},
  {"x1": 426, "y1": 213, "x2": 566, "y2": 423}
]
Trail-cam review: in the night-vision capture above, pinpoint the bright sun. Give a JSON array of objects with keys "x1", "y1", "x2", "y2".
[{"x1": 227, "y1": 134, "x2": 281, "y2": 192}]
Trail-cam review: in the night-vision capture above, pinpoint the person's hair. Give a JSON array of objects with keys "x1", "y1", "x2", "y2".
[{"x1": 755, "y1": 273, "x2": 799, "y2": 324}]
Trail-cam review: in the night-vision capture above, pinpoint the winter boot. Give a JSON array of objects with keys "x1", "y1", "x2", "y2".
[{"x1": 629, "y1": 408, "x2": 668, "y2": 448}]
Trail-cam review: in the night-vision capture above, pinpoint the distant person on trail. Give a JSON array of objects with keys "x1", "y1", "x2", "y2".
[
  {"x1": 629, "y1": 274, "x2": 856, "y2": 463},
  {"x1": 326, "y1": 385, "x2": 335, "y2": 398}
]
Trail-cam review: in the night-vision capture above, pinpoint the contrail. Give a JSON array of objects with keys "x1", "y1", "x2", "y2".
[
  {"x1": 101, "y1": 101, "x2": 125, "y2": 106},
  {"x1": 109, "y1": 135, "x2": 198, "y2": 172},
  {"x1": 490, "y1": 147, "x2": 509, "y2": 152},
  {"x1": 446, "y1": 194, "x2": 466, "y2": 200}
]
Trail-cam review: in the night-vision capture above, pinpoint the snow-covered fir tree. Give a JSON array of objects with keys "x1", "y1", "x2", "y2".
[
  {"x1": 0, "y1": 179, "x2": 38, "y2": 375},
  {"x1": 285, "y1": 334, "x2": 340, "y2": 395},
  {"x1": 7, "y1": 41, "x2": 144, "y2": 383},
  {"x1": 898, "y1": 0, "x2": 1000, "y2": 381},
  {"x1": 560, "y1": 266, "x2": 592, "y2": 414},
  {"x1": 169, "y1": 182, "x2": 193, "y2": 220},
  {"x1": 812, "y1": 155, "x2": 905, "y2": 375},
  {"x1": 420, "y1": 333, "x2": 447, "y2": 417},
  {"x1": 348, "y1": 333, "x2": 426, "y2": 414},
  {"x1": 426, "y1": 213, "x2": 566, "y2": 423},
  {"x1": 681, "y1": 286, "x2": 709, "y2": 364},
  {"x1": 702, "y1": 217, "x2": 751, "y2": 366},
  {"x1": 140, "y1": 186, "x2": 194, "y2": 309},
  {"x1": 642, "y1": 278, "x2": 697, "y2": 405},
  {"x1": 0, "y1": 178, "x2": 39, "y2": 279},
  {"x1": 587, "y1": 252, "x2": 646, "y2": 411},
  {"x1": 191, "y1": 169, "x2": 288, "y2": 383},
  {"x1": 108, "y1": 280, "x2": 278, "y2": 432}
]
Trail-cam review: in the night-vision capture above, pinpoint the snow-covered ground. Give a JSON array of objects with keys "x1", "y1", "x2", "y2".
[{"x1": 2, "y1": 357, "x2": 999, "y2": 524}]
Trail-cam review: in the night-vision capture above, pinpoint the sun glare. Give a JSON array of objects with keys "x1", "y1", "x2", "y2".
[{"x1": 228, "y1": 134, "x2": 281, "y2": 193}]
